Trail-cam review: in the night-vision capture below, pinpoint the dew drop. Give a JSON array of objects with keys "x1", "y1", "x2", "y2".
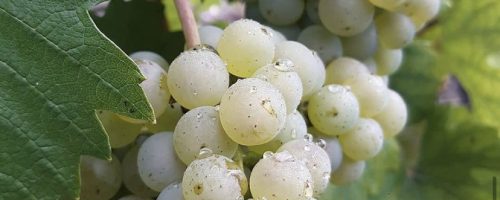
[
  {"x1": 196, "y1": 113, "x2": 203, "y2": 119},
  {"x1": 250, "y1": 86, "x2": 257, "y2": 93},
  {"x1": 316, "y1": 139, "x2": 327, "y2": 149},
  {"x1": 193, "y1": 91, "x2": 199, "y2": 96},
  {"x1": 304, "y1": 134, "x2": 314, "y2": 142},
  {"x1": 263, "y1": 151, "x2": 274, "y2": 159},
  {"x1": 214, "y1": 105, "x2": 220, "y2": 111},
  {"x1": 303, "y1": 145, "x2": 311, "y2": 151},
  {"x1": 261, "y1": 99, "x2": 277, "y2": 117},
  {"x1": 322, "y1": 172, "x2": 331, "y2": 181},
  {"x1": 327, "y1": 85, "x2": 342, "y2": 93},
  {"x1": 197, "y1": 147, "x2": 213, "y2": 159},
  {"x1": 290, "y1": 129, "x2": 297, "y2": 139},
  {"x1": 273, "y1": 58, "x2": 294, "y2": 72},
  {"x1": 274, "y1": 151, "x2": 294, "y2": 162}
]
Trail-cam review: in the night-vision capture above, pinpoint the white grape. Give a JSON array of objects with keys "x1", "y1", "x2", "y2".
[
  {"x1": 325, "y1": 57, "x2": 370, "y2": 85},
  {"x1": 345, "y1": 73, "x2": 389, "y2": 117},
  {"x1": 138, "y1": 132, "x2": 186, "y2": 191},
  {"x1": 167, "y1": 49, "x2": 229, "y2": 109},
  {"x1": 277, "y1": 139, "x2": 331, "y2": 196},
  {"x1": 157, "y1": 181, "x2": 183, "y2": 200},
  {"x1": 122, "y1": 146, "x2": 158, "y2": 198},
  {"x1": 362, "y1": 57, "x2": 378, "y2": 74},
  {"x1": 173, "y1": 106, "x2": 238, "y2": 165},
  {"x1": 249, "y1": 110, "x2": 308, "y2": 154},
  {"x1": 275, "y1": 41, "x2": 326, "y2": 100},
  {"x1": 198, "y1": 25, "x2": 224, "y2": 48},
  {"x1": 97, "y1": 110, "x2": 142, "y2": 148},
  {"x1": 219, "y1": 78, "x2": 287, "y2": 146},
  {"x1": 117, "y1": 195, "x2": 151, "y2": 200},
  {"x1": 317, "y1": 135, "x2": 343, "y2": 172},
  {"x1": 80, "y1": 155, "x2": 121, "y2": 200},
  {"x1": 268, "y1": 24, "x2": 302, "y2": 40},
  {"x1": 318, "y1": 0, "x2": 375, "y2": 36},
  {"x1": 144, "y1": 103, "x2": 184, "y2": 132},
  {"x1": 398, "y1": 0, "x2": 441, "y2": 29},
  {"x1": 308, "y1": 85, "x2": 360, "y2": 136},
  {"x1": 297, "y1": 25, "x2": 343, "y2": 64},
  {"x1": 262, "y1": 25, "x2": 287, "y2": 45},
  {"x1": 250, "y1": 151, "x2": 314, "y2": 200},
  {"x1": 182, "y1": 155, "x2": 247, "y2": 200},
  {"x1": 339, "y1": 118, "x2": 384, "y2": 160},
  {"x1": 341, "y1": 23, "x2": 378, "y2": 60},
  {"x1": 369, "y1": 0, "x2": 406, "y2": 11},
  {"x1": 252, "y1": 59, "x2": 303, "y2": 114},
  {"x1": 374, "y1": 46, "x2": 403, "y2": 75},
  {"x1": 129, "y1": 51, "x2": 169, "y2": 70},
  {"x1": 331, "y1": 156, "x2": 365, "y2": 185},
  {"x1": 217, "y1": 19, "x2": 275, "y2": 77},
  {"x1": 375, "y1": 12, "x2": 415, "y2": 49},
  {"x1": 374, "y1": 90, "x2": 408, "y2": 138},
  {"x1": 259, "y1": 0, "x2": 304, "y2": 26},
  {"x1": 305, "y1": 0, "x2": 321, "y2": 24}
]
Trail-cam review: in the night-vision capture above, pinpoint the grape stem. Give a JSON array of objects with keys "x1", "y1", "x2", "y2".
[{"x1": 174, "y1": 0, "x2": 200, "y2": 48}]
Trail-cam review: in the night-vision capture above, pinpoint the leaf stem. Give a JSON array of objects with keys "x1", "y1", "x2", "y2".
[{"x1": 174, "y1": 0, "x2": 200, "y2": 49}]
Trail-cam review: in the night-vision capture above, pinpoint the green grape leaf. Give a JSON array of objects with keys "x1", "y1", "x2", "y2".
[
  {"x1": 92, "y1": 0, "x2": 184, "y2": 62},
  {"x1": 0, "y1": 0, "x2": 154, "y2": 199}
]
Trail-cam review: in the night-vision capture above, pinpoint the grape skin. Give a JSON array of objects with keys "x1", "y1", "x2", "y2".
[
  {"x1": 157, "y1": 182, "x2": 183, "y2": 200},
  {"x1": 339, "y1": 118, "x2": 384, "y2": 161},
  {"x1": 298, "y1": 25, "x2": 343, "y2": 64},
  {"x1": 374, "y1": 90, "x2": 408, "y2": 138},
  {"x1": 198, "y1": 25, "x2": 224, "y2": 48},
  {"x1": 258, "y1": 0, "x2": 305, "y2": 26},
  {"x1": 345, "y1": 73, "x2": 389, "y2": 117},
  {"x1": 97, "y1": 110, "x2": 142, "y2": 148},
  {"x1": 341, "y1": 23, "x2": 378, "y2": 61},
  {"x1": 129, "y1": 51, "x2": 169, "y2": 70},
  {"x1": 374, "y1": 46, "x2": 403, "y2": 76},
  {"x1": 331, "y1": 156, "x2": 366, "y2": 185},
  {"x1": 122, "y1": 146, "x2": 158, "y2": 198},
  {"x1": 325, "y1": 57, "x2": 370, "y2": 85},
  {"x1": 318, "y1": 0, "x2": 375, "y2": 36},
  {"x1": 375, "y1": 12, "x2": 416, "y2": 49},
  {"x1": 80, "y1": 155, "x2": 122, "y2": 200}
]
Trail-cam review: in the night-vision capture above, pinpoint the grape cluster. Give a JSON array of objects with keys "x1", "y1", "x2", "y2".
[{"x1": 79, "y1": 0, "x2": 440, "y2": 199}]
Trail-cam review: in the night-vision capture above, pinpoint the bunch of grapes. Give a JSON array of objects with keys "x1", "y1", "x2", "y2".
[{"x1": 79, "y1": 0, "x2": 440, "y2": 199}]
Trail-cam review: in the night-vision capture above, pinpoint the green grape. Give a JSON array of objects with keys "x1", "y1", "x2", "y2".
[
  {"x1": 308, "y1": 85, "x2": 360, "y2": 136},
  {"x1": 129, "y1": 51, "x2": 169, "y2": 70},
  {"x1": 144, "y1": 103, "x2": 183, "y2": 133},
  {"x1": 375, "y1": 12, "x2": 416, "y2": 49},
  {"x1": 97, "y1": 110, "x2": 142, "y2": 148},
  {"x1": 341, "y1": 23, "x2": 378, "y2": 60},
  {"x1": 198, "y1": 25, "x2": 224, "y2": 48},
  {"x1": 80, "y1": 155, "x2": 121, "y2": 200},
  {"x1": 325, "y1": 57, "x2": 370, "y2": 85},
  {"x1": 219, "y1": 78, "x2": 287, "y2": 146},
  {"x1": 318, "y1": 0, "x2": 375, "y2": 36},
  {"x1": 374, "y1": 90, "x2": 408, "y2": 138},
  {"x1": 369, "y1": 0, "x2": 406, "y2": 11},
  {"x1": 398, "y1": 0, "x2": 441, "y2": 29},
  {"x1": 167, "y1": 49, "x2": 229, "y2": 109},
  {"x1": 262, "y1": 25, "x2": 287, "y2": 45},
  {"x1": 259, "y1": 0, "x2": 305, "y2": 26},
  {"x1": 122, "y1": 146, "x2": 158, "y2": 198},
  {"x1": 268, "y1": 24, "x2": 302, "y2": 40},
  {"x1": 345, "y1": 73, "x2": 389, "y2": 117},
  {"x1": 217, "y1": 19, "x2": 275, "y2": 77},
  {"x1": 317, "y1": 135, "x2": 343, "y2": 172},
  {"x1": 339, "y1": 118, "x2": 384, "y2": 160},
  {"x1": 157, "y1": 182, "x2": 183, "y2": 200},
  {"x1": 298, "y1": 25, "x2": 343, "y2": 64},
  {"x1": 374, "y1": 46, "x2": 403, "y2": 75},
  {"x1": 306, "y1": 0, "x2": 321, "y2": 24},
  {"x1": 331, "y1": 156, "x2": 365, "y2": 185}
]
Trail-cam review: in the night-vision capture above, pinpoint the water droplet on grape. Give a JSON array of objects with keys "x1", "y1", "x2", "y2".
[
  {"x1": 291, "y1": 129, "x2": 297, "y2": 139},
  {"x1": 316, "y1": 139, "x2": 327, "y2": 149},
  {"x1": 261, "y1": 99, "x2": 277, "y2": 117},
  {"x1": 250, "y1": 86, "x2": 257, "y2": 93},
  {"x1": 273, "y1": 59, "x2": 294, "y2": 72},
  {"x1": 263, "y1": 151, "x2": 274, "y2": 159},
  {"x1": 197, "y1": 147, "x2": 213, "y2": 159},
  {"x1": 304, "y1": 134, "x2": 313, "y2": 142},
  {"x1": 303, "y1": 145, "x2": 311, "y2": 151},
  {"x1": 327, "y1": 85, "x2": 342, "y2": 93},
  {"x1": 196, "y1": 113, "x2": 203, "y2": 119},
  {"x1": 322, "y1": 172, "x2": 331, "y2": 181}
]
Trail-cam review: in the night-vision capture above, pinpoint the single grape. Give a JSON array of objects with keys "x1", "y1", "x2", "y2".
[
  {"x1": 252, "y1": 59, "x2": 303, "y2": 114},
  {"x1": 129, "y1": 51, "x2": 169, "y2": 70},
  {"x1": 219, "y1": 78, "x2": 287, "y2": 146},
  {"x1": 398, "y1": 0, "x2": 441, "y2": 29},
  {"x1": 374, "y1": 90, "x2": 408, "y2": 138},
  {"x1": 245, "y1": 0, "x2": 266, "y2": 22},
  {"x1": 275, "y1": 41, "x2": 326, "y2": 100},
  {"x1": 167, "y1": 49, "x2": 229, "y2": 109},
  {"x1": 362, "y1": 57, "x2": 378, "y2": 74},
  {"x1": 80, "y1": 155, "x2": 121, "y2": 200},
  {"x1": 258, "y1": 0, "x2": 305, "y2": 26},
  {"x1": 137, "y1": 132, "x2": 186, "y2": 191},
  {"x1": 268, "y1": 23, "x2": 302, "y2": 40},
  {"x1": 374, "y1": 46, "x2": 403, "y2": 75},
  {"x1": 375, "y1": 12, "x2": 415, "y2": 49},
  {"x1": 248, "y1": 110, "x2": 308, "y2": 154},
  {"x1": 317, "y1": 135, "x2": 343, "y2": 172},
  {"x1": 331, "y1": 156, "x2": 365, "y2": 185},
  {"x1": 182, "y1": 154, "x2": 247, "y2": 200},
  {"x1": 277, "y1": 139, "x2": 332, "y2": 196},
  {"x1": 174, "y1": 106, "x2": 238, "y2": 165},
  {"x1": 369, "y1": 0, "x2": 406, "y2": 11},
  {"x1": 298, "y1": 25, "x2": 343, "y2": 64},
  {"x1": 318, "y1": 0, "x2": 375, "y2": 36},
  {"x1": 341, "y1": 23, "x2": 378, "y2": 60},
  {"x1": 345, "y1": 73, "x2": 389, "y2": 117},
  {"x1": 305, "y1": 0, "x2": 321, "y2": 24},
  {"x1": 198, "y1": 25, "x2": 224, "y2": 48},
  {"x1": 262, "y1": 25, "x2": 287, "y2": 45},
  {"x1": 339, "y1": 118, "x2": 384, "y2": 160},
  {"x1": 157, "y1": 181, "x2": 183, "y2": 200},
  {"x1": 122, "y1": 146, "x2": 159, "y2": 198},
  {"x1": 97, "y1": 110, "x2": 142, "y2": 148},
  {"x1": 325, "y1": 57, "x2": 370, "y2": 85},
  {"x1": 250, "y1": 151, "x2": 314, "y2": 200},
  {"x1": 117, "y1": 195, "x2": 152, "y2": 200},
  {"x1": 217, "y1": 19, "x2": 275, "y2": 77},
  {"x1": 144, "y1": 102, "x2": 184, "y2": 133}
]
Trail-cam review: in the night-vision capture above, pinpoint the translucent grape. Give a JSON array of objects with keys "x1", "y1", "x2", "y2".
[
  {"x1": 308, "y1": 85, "x2": 360, "y2": 135},
  {"x1": 252, "y1": 59, "x2": 303, "y2": 114},
  {"x1": 174, "y1": 106, "x2": 238, "y2": 165},
  {"x1": 258, "y1": 0, "x2": 304, "y2": 26},
  {"x1": 375, "y1": 12, "x2": 415, "y2": 49},
  {"x1": 219, "y1": 78, "x2": 287, "y2": 146},
  {"x1": 398, "y1": 0, "x2": 441, "y2": 29},
  {"x1": 341, "y1": 23, "x2": 377, "y2": 60},
  {"x1": 374, "y1": 90, "x2": 408, "y2": 138},
  {"x1": 122, "y1": 146, "x2": 158, "y2": 198},
  {"x1": 305, "y1": 0, "x2": 321, "y2": 24},
  {"x1": 275, "y1": 41, "x2": 325, "y2": 100},
  {"x1": 325, "y1": 57, "x2": 370, "y2": 85},
  {"x1": 262, "y1": 25, "x2": 287, "y2": 45},
  {"x1": 268, "y1": 24, "x2": 302, "y2": 40},
  {"x1": 80, "y1": 155, "x2": 121, "y2": 200},
  {"x1": 250, "y1": 151, "x2": 314, "y2": 200},
  {"x1": 345, "y1": 73, "x2": 389, "y2": 117},
  {"x1": 248, "y1": 110, "x2": 308, "y2": 154},
  {"x1": 339, "y1": 118, "x2": 384, "y2": 160},
  {"x1": 157, "y1": 181, "x2": 183, "y2": 200},
  {"x1": 138, "y1": 132, "x2": 186, "y2": 191},
  {"x1": 144, "y1": 103, "x2": 184, "y2": 133},
  {"x1": 129, "y1": 51, "x2": 169, "y2": 70},
  {"x1": 362, "y1": 57, "x2": 378, "y2": 74},
  {"x1": 182, "y1": 155, "x2": 247, "y2": 200},
  {"x1": 167, "y1": 49, "x2": 229, "y2": 109},
  {"x1": 298, "y1": 25, "x2": 343, "y2": 64},
  {"x1": 331, "y1": 156, "x2": 365, "y2": 185},
  {"x1": 217, "y1": 19, "x2": 275, "y2": 77},
  {"x1": 318, "y1": 0, "x2": 375, "y2": 36},
  {"x1": 374, "y1": 46, "x2": 403, "y2": 75},
  {"x1": 317, "y1": 135, "x2": 343, "y2": 172},
  {"x1": 198, "y1": 25, "x2": 224, "y2": 48},
  {"x1": 277, "y1": 139, "x2": 331, "y2": 196},
  {"x1": 369, "y1": 0, "x2": 406, "y2": 11},
  {"x1": 97, "y1": 110, "x2": 142, "y2": 148}
]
